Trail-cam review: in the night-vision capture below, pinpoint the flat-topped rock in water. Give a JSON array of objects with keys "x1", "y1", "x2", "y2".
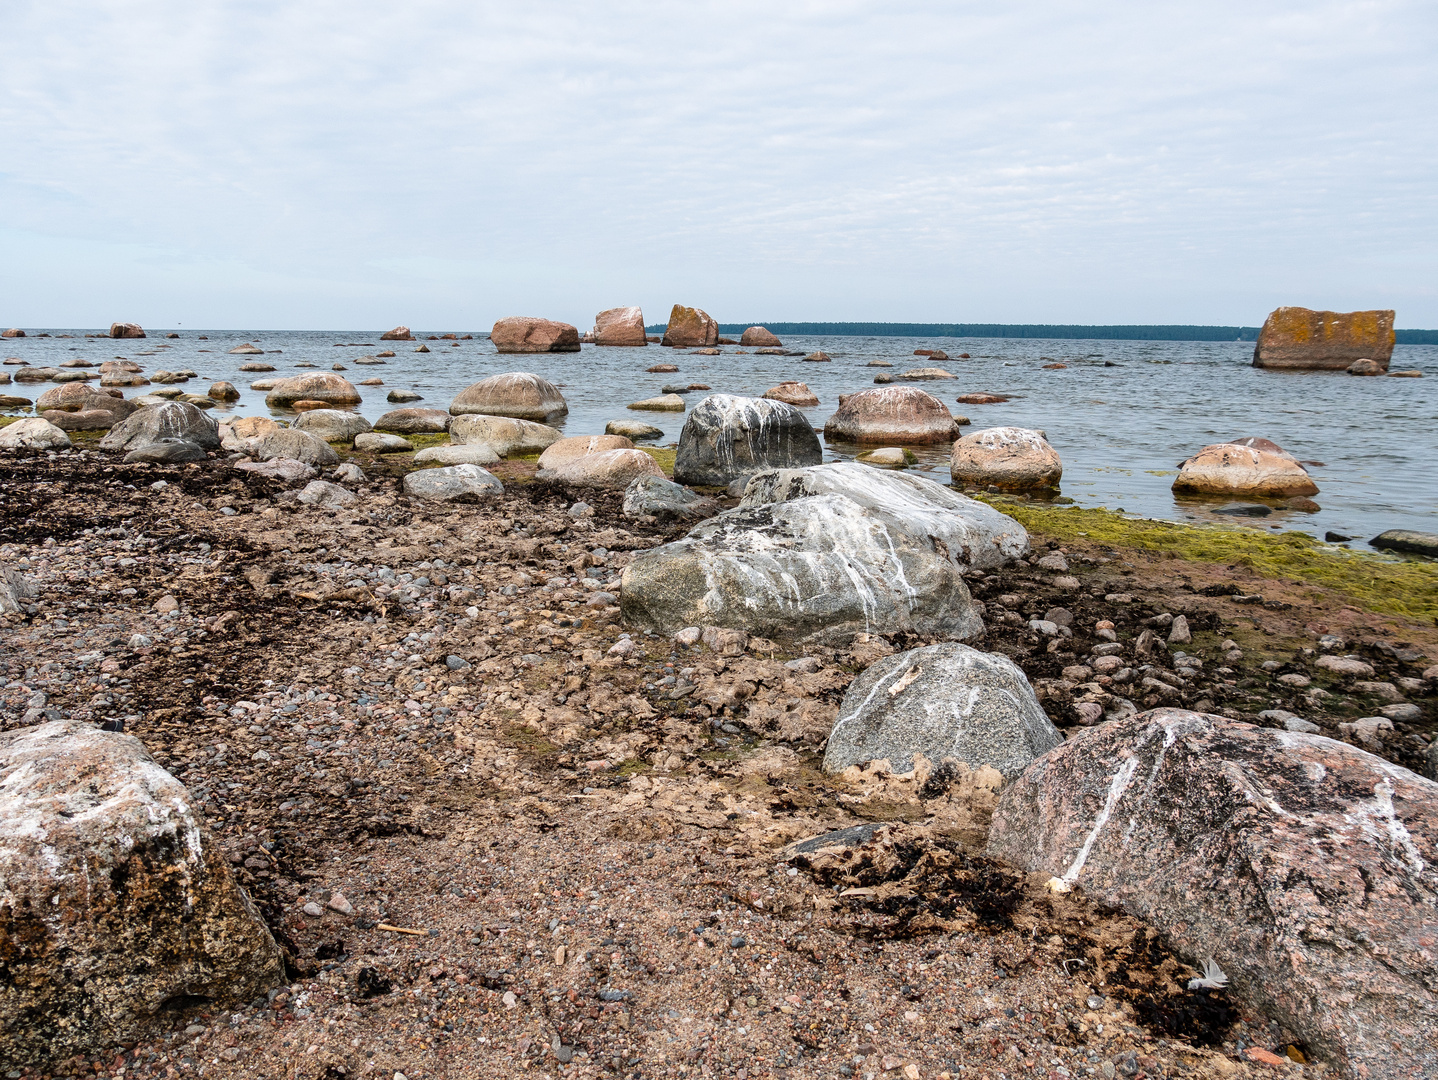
[
  {"x1": 606, "y1": 419, "x2": 664, "y2": 440},
  {"x1": 823, "y1": 386, "x2": 958, "y2": 445},
  {"x1": 628, "y1": 394, "x2": 686, "y2": 411},
  {"x1": 536, "y1": 434, "x2": 635, "y2": 471},
  {"x1": 824, "y1": 642, "x2": 1059, "y2": 779},
  {"x1": 950, "y1": 426, "x2": 1062, "y2": 491},
  {"x1": 1347, "y1": 358, "x2": 1384, "y2": 375},
  {"x1": 762, "y1": 381, "x2": 819, "y2": 406},
  {"x1": 264, "y1": 372, "x2": 361, "y2": 409},
  {"x1": 386, "y1": 388, "x2": 422, "y2": 403},
  {"x1": 854, "y1": 446, "x2": 910, "y2": 467},
  {"x1": 593, "y1": 306, "x2": 648, "y2": 346},
  {"x1": 402, "y1": 463, "x2": 504, "y2": 501},
  {"x1": 99, "y1": 401, "x2": 220, "y2": 453},
  {"x1": 661, "y1": 304, "x2": 718, "y2": 348},
  {"x1": 988, "y1": 708, "x2": 1438, "y2": 1080},
  {"x1": 0, "y1": 720, "x2": 284, "y2": 1064},
  {"x1": 620, "y1": 490, "x2": 988, "y2": 644},
  {"x1": 1369, "y1": 529, "x2": 1438, "y2": 558},
  {"x1": 108, "y1": 322, "x2": 145, "y2": 338},
  {"x1": 229, "y1": 343, "x2": 265, "y2": 355},
  {"x1": 450, "y1": 372, "x2": 568, "y2": 421},
  {"x1": 898, "y1": 367, "x2": 956, "y2": 381},
  {"x1": 1252, "y1": 307, "x2": 1395, "y2": 370},
  {"x1": 673, "y1": 394, "x2": 822, "y2": 488},
  {"x1": 490, "y1": 316, "x2": 581, "y2": 354},
  {"x1": 373, "y1": 407, "x2": 451, "y2": 434},
  {"x1": 538, "y1": 447, "x2": 663, "y2": 488},
  {"x1": 740, "y1": 326, "x2": 782, "y2": 347},
  {"x1": 294, "y1": 409, "x2": 372, "y2": 441},
  {"x1": 0, "y1": 417, "x2": 71, "y2": 450},
  {"x1": 448, "y1": 414, "x2": 561, "y2": 456},
  {"x1": 740, "y1": 462, "x2": 1029, "y2": 570},
  {"x1": 1172, "y1": 441, "x2": 1318, "y2": 498}
]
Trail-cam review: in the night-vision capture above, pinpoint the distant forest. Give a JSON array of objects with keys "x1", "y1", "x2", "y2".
[{"x1": 642, "y1": 321, "x2": 1438, "y2": 344}]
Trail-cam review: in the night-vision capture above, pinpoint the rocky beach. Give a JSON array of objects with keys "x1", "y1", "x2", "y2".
[{"x1": 2, "y1": 313, "x2": 1436, "y2": 1080}]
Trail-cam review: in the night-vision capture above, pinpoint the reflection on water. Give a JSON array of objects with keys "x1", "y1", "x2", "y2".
[{"x1": 4, "y1": 329, "x2": 1435, "y2": 542}]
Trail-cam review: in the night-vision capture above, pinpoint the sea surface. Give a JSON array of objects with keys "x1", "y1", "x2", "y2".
[{"x1": 5, "y1": 330, "x2": 1436, "y2": 545}]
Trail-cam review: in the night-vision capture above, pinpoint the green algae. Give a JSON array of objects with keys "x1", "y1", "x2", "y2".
[{"x1": 982, "y1": 499, "x2": 1438, "y2": 622}]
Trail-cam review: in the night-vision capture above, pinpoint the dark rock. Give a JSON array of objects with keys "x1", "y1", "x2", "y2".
[
  {"x1": 123, "y1": 438, "x2": 207, "y2": 464},
  {"x1": 621, "y1": 475, "x2": 719, "y2": 522},
  {"x1": 673, "y1": 394, "x2": 822, "y2": 487},
  {"x1": 1369, "y1": 529, "x2": 1438, "y2": 558},
  {"x1": 99, "y1": 402, "x2": 220, "y2": 453}
]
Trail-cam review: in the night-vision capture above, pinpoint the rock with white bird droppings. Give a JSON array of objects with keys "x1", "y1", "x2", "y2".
[
  {"x1": 987, "y1": 708, "x2": 1438, "y2": 1080},
  {"x1": 672, "y1": 394, "x2": 823, "y2": 488},
  {"x1": 950, "y1": 426, "x2": 1062, "y2": 491}
]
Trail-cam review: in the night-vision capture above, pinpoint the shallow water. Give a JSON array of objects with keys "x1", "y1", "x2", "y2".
[{"x1": 5, "y1": 329, "x2": 1436, "y2": 542}]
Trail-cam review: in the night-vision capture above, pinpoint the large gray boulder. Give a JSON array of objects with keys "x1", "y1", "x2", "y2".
[
  {"x1": 620, "y1": 493, "x2": 985, "y2": 645},
  {"x1": 824, "y1": 643, "x2": 1059, "y2": 779},
  {"x1": 0, "y1": 418, "x2": 71, "y2": 450},
  {"x1": 402, "y1": 463, "x2": 504, "y2": 502},
  {"x1": 740, "y1": 462, "x2": 1028, "y2": 571},
  {"x1": 988, "y1": 709, "x2": 1438, "y2": 1080},
  {"x1": 448, "y1": 414, "x2": 562, "y2": 456},
  {"x1": 250, "y1": 427, "x2": 339, "y2": 466},
  {"x1": 622, "y1": 475, "x2": 720, "y2": 522},
  {"x1": 0, "y1": 720, "x2": 284, "y2": 1064},
  {"x1": 673, "y1": 394, "x2": 822, "y2": 487},
  {"x1": 98, "y1": 402, "x2": 220, "y2": 453},
  {"x1": 373, "y1": 407, "x2": 452, "y2": 434},
  {"x1": 294, "y1": 409, "x2": 372, "y2": 441},
  {"x1": 123, "y1": 438, "x2": 206, "y2": 464}
]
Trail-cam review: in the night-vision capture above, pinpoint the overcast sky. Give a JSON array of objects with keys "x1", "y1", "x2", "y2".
[{"x1": 1, "y1": 1, "x2": 1434, "y2": 330}]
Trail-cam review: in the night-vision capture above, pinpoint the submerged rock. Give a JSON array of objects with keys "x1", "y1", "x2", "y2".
[
  {"x1": 489, "y1": 316, "x2": 581, "y2": 354},
  {"x1": 593, "y1": 306, "x2": 648, "y2": 346},
  {"x1": 823, "y1": 386, "x2": 958, "y2": 445},
  {"x1": 950, "y1": 427, "x2": 1063, "y2": 491},
  {"x1": 988, "y1": 708, "x2": 1438, "y2": 1080},
  {"x1": 0, "y1": 720, "x2": 284, "y2": 1064},
  {"x1": 824, "y1": 643, "x2": 1059, "y2": 779},
  {"x1": 1252, "y1": 307, "x2": 1395, "y2": 370},
  {"x1": 1172, "y1": 442, "x2": 1318, "y2": 498},
  {"x1": 450, "y1": 372, "x2": 568, "y2": 421},
  {"x1": 673, "y1": 394, "x2": 823, "y2": 488}
]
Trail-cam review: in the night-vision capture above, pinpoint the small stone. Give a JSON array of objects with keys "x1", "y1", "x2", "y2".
[
  {"x1": 303, "y1": 902, "x2": 324, "y2": 918},
  {"x1": 1036, "y1": 552, "x2": 1069, "y2": 572},
  {"x1": 730, "y1": 935, "x2": 746, "y2": 948},
  {"x1": 502, "y1": 991, "x2": 517, "y2": 1008},
  {"x1": 445, "y1": 655, "x2": 471, "y2": 672},
  {"x1": 327, "y1": 891, "x2": 353, "y2": 915},
  {"x1": 1043, "y1": 606, "x2": 1073, "y2": 627},
  {"x1": 1277, "y1": 673, "x2": 1311, "y2": 687},
  {"x1": 1053, "y1": 575, "x2": 1080, "y2": 590},
  {"x1": 1166, "y1": 615, "x2": 1191, "y2": 644},
  {"x1": 567, "y1": 501, "x2": 595, "y2": 518},
  {"x1": 1379, "y1": 703, "x2": 1421, "y2": 722},
  {"x1": 153, "y1": 595, "x2": 179, "y2": 614},
  {"x1": 674, "y1": 627, "x2": 702, "y2": 646},
  {"x1": 1316, "y1": 655, "x2": 1375, "y2": 677}
]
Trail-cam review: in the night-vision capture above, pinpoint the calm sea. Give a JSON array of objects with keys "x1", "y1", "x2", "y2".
[{"x1": 6, "y1": 330, "x2": 1436, "y2": 545}]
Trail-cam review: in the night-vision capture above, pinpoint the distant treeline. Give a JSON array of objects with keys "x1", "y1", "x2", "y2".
[{"x1": 642, "y1": 321, "x2": 1438, "y2": 344}]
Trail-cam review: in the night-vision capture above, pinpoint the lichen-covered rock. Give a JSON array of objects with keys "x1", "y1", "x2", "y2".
[
  {"x1": 449, "y1": 372, "x2": 568, "y2": 421},
  {"x1": 950, "y1": 427, "x2": 1062, "y2": 491},
  {"x1": 740, "y1": 462, "x2": 1028, "y2": 571},
  {"x1": 620, "y1": 494, "x2": 986, "y2": 645},
  {"x1": 294, "y1": 409, "x2": 372, "y2": 441},
  {"x1": 0, "y1": 720, "x2": 284, "y2": 1064},
  {"x1": 98, "y1": 402, "x2": 220, "y2": 453},
  {"x1": 673, "y1": 394, "x2": 822, "y2": 487},
  {"x1": 489, "y1": 316, "x2": 581, "y2": 354},
  {"x1": 822, "y1": 386, "x2": 958, "y2": 444},
  {"x1": 824, "y1": 643, "x2": 1059, "y2": 779},
  {"x1": 1172, "y1": 442, "x2": 1318, "y2": 498},
  {"x1": 1253, "y1": 307, "x2": 1395, "y2": 370},
  {"x1": 538, "y1": 448, "x2": 663, "y2": 488},
  {"x1": 622, "y1": 475, "x2": 719, "y2": 522},
  {"x1": 592, "y1": 307, "x2": 648, "y2": 346},
  {"x1": 447, "y1": 414, "x2": 561, "y2": 456},
  {"x1": 373, "y1": 408, "x2": 452, "y2": 434},
  {"x1": 660, "y1": 304, "x2": 719, "y2": 348},
  {"x1": 536, "y1": 434, "x2": 635, "y2": 471},
  {"x1": 263, "y1": 373, "x2": 361, "y2": 409},
  {"x1": 987, "y1": 709, "x2": 1438, "y2": 1080},
  {"x1": 402, "y1": 463, "x2": 504, "y2": 501},
  {"x1": 740, "y1": 326, "x2": 782, "y2": 347}
]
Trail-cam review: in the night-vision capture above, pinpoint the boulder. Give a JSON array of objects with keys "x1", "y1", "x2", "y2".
[
  {"x1": 296, "y1": 480, "x2": 358, "y2": 509},
  {"x1": 539, "y1": 447, "x2": 663, "y2": 488},
  {"x1": 108, "y1": 322, "x2": 145, "y2": 338},
  {"x1": 379, "y1": 326, "x2": 413, "y2": 340},
  {"x1": 353, "y1": 431, "x2": 413, "y2": 453},
  {"x1": 823, "y1": 386, "x2": 958, "y2": 445},
  {"x1": 673, "y1": 394, "x2": 823, "y2": 488},
  {"x1": 1172, "y1": 442, "x2": 1318, "y2": 498},
  {"x1": 855, "y1": 446, "x2": 910, "y2": 467},
  {"x1": 803, "y1": 351, "x2": 832, "y2": 362},
  {"x1": 412, "y1": 444, "x2": 499, "y2": 466},
  {"x1": 264, "y1": 373, "x2": 360, "y2": 409},
  {"x1": 593, "y1": 306, "x2": 648, "y2": 346},
  {"x1": 490, "y1": 316, "x2": 581, "y2": 354},
  {"x1": 1344, "y1": 357, "x2": 1383, "y2": 376},
  {"x1": 373, "y1": 407, "x2": 452, "y2": 434},
  {"x1": 353, "y1": 355, "x2": 385, "y2": 365},
  {"x1": 0, "y1": 418, "x2": 71, "y2": 450},
  {"x1": 1369, "y1": 529, "x2": 1438, "y2": 558},
  {"x1": 762, "y1": 381, "x2": 819, "y2": 407},
  {"x1": 898, "y1": 367, "x2": 956, "y2": 380},
  {"x1": 660, "y1": 304, "x2": 719, "y2": 348},
  {"x1": 620, "y1": 493, "x2": 987, "y2": 644},
  {"x1": 228, "y1": 343, "x2": 264, "y2": 355},
  {"x1": 402, "y1": 463, "x2": 504, "y2": 501},
  {"x1": 606, "y1": 419, "x2": 664, "y2": 440},
  {"x1": 386, "y1": 388, "x2": 422, "y2": 403},
  {"x1": 987, "y1": 709, "x2": 1438, "y2": 1080},
  {"x1": 622, "y1": 475, "x2": 720, "y2": 522},
  {"x1": 249, "y1": 427, "x2": 339, "y2": 466},
  {"x1": 0, "y1": 720, "x2": 284, "y2": 1064},
  {"x1": 0, "y1": 328, "x2": 24, "y2": 338},
  {"x1": 449, "y1": 372, "x2": 568, "y2": 421},
  {"x1": 43, "y1": 409, "x2": 119, "y2": 432},
  {"x1": 955, "y1": 392, "x2": 1010, "y2": 405},
  {"x1": 740, "y1": 462, "x2": 1029, "y2": 570},
  {"x1": 294, "y1": 409, "x2": 371, "y2": 441},
  {"x1": 14, "y1": 367, "x2": 59, "y2": 383},
  {"x1": 123, "y1": 439, "x2": 207, "y2": 464},
  {"x1": 238, "y1": 362, "x2": 274, "y2": 372},
  {"x1": 950, "y1": 427, "x2": 1062, "y2": 491},
  {"x1": 35, "y1": 384, "x2": 136, "y2": 420},
  {"x1": 534, "y1": 434, "x2": 627, "y2": 467},
  {"x1": 208, "y1": 380, "x2": 240, "y2": 402},
  {"x1": 740, "y1": 326, "x2": 782, "y2": 347},
  {"x1": 98, "y1": 371, "x2": 148, "y2": 388},
  {"x1": 0, "y1": 395, "x2": 28, "y2": 408},
  {"x1": 248, "y1": 379, "x2": 278, "y2": 391},
  {"x1": 100, "y1": 360, "x2": 142, "y2": 373},
  {"x1": 628, "y1": 394, "x2": 686, "y2": 411},
  {"x1": 1, "y1": 562, "x2": 37, "y2": 613},
  {"x1": 1253, "y1": 307, "x2": 1395, "y2": 370},
  {"x1": 233, "y1": 457, "x2": 316, "y2": 483},
  {"x1": 448, "y1": 414, "x2": 561, "y2": 456},
  {"x1": 646, "y1": 363, "x2": 679, "y2": 373},
  {"x1": 221, "y1": 416, "x2": 281, "y2": 451},
  {"x1": 51, "y1": 370, "x2": 96, "y2": 383},
  {"x1": 824, "y1": 642, "x2": 1059, "y2": 779},
  {"x1": 99, "y1": 402, "x2": 220, "y2": 453}
]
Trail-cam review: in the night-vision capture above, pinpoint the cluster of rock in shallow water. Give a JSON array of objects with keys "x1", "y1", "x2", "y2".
[{"x1": 0, "y1": 311, "x2": 1435, "y2": 1079}]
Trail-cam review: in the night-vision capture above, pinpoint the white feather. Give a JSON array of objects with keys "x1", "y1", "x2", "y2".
[{"x1": 1187, "y1": 958, "x2": 1228, "y2": 990}]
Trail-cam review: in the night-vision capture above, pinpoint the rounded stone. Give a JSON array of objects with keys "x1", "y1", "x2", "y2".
[
  {"x1": 823, "y1": 386, "x2": 957, "y2": 445},
  {"x1": 294, "y1": 409, "x2": 372, "y2": 441},
  {"x1": 449, "y1": 372, "x2": 568, "y2": 421},
  {"x1": 950, "y1": 427, "x2": 1063, "y2": 491},
  {"x1": 264, "y1": 373, "x2": 362, "y2": 409}
]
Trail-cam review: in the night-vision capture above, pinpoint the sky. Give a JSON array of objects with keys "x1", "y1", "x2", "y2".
[{"x1": 1, "y1": 1, "x2": 1435, "y2": 331}]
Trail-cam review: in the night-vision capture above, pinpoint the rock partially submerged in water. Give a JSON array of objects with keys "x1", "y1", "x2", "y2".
[
  {"x1": 824, "y1": 642, "x2": 1059, "y2": 779},
  {"x1": 673, "y1": 394, "x2": 822, "y2": 488},
  {"x1": 1172, "y1": 441, "x2": 1318, "y2": 498},
  {"x1": 108, "y1": 321, "x2": 146, "y2": 338},
  {"x1": 1369, "y1": 529, "x2": 1438, "y2": 558},
  {"x1": 606, "y1": 419, "x2": 665, "y2": 440},
  {"x1": 592, "y1": 306, "x2": 648, "y2": 347},
  {"x1": 950, "y1": 426, "x2": 1062, "y2": 491},
  {"x1": 100, "y1": 402, "x2": 220, "y2": 453},
  {"x1": 379, "y1": 325, "x2": 413, "y2": 340},
  {"x1": 762, "y1": 381, "x2": 818, "y2": 407},
  {"x1": 1252, "y1": 307, "x2": 1395, "y2": 370},
  {"x1": 0, "y1": 720, "x2": 284, "y2": 1065},
  {"x1": 740, "y1": 326, "x2": 782, "y2": 347},
  {"x1": 264, "y1": 373, "x2": 361, "y2": 409},
  {"x1": 660, "y1": 304, "x2": 718, "y2": 348},
  {"x1": 988, "y1": 708, "x2": 1438, "y2": 1080},
  {"x1": 450, "y1": 372, "x2": 568, "y2": 421},
  {"x1": 740, "y1": 462, "x2": 1028, "y2": 571},
  {"x1": 490, "y1": 316, "x2": 581, "y2": 354},
  {"x1": 823, "y1": 386, "x2": 958, "y2": 445}
]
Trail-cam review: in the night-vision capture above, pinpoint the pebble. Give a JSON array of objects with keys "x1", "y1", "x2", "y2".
[
  {"x1": 327, "y1": 891, "x2": 354, "y2": 915},
  {"x1": 568, "y1": 501, "x2": 594, "y2": 518},
  {"x1": 445, "y1": 654, "x2": 471, "y2": 671},
  {"x1": 302, "y1": 902, "x2": 324, "y2": 918}
]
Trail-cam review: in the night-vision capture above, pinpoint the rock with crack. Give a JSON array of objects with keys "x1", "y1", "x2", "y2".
[
  {"x1": 99, "y1": 402, "x2": 220, "y2": 453},
  {"x1": 673, "y1": 394, "x2": 823, "y2": 487},
  {"x1": 620, "y1": 493, "x2": 986, "y2": 644},
  {"x1": 0, "y1": 720, "x2": 284, "y2": 1065},
  {"x1": 987, "y1": 708, "x2": 1438, "y2": 1080},
  {"x1": 823, "y1": 642, "x2": 1059, "y2": 779},
  {"x1": 739, "y1": 462, "x2": 1028, "y2": 571}
]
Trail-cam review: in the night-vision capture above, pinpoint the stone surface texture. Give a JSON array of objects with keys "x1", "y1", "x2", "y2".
[
  {"x1": 621, "y1": 475, "x2": 720, "y2": 522},
  {"x1": 673, "y1": 394, "x2": 823, "y2": 487},
  {"x1": 1252, "y1": 307, "x2": 1396, "y2": 370},
  {"x1": 412, "y1": 444, "x2": 500, "y2": 466},
  {"x1": 449, "y1": 372, "x2": 568, "y2": 421},
  {"x1": 263, "y1": 373, "x2": 361, "y2": 410},
  {"x1": 250, "y1": 428, "x2": 340, "y2": 466},
  {"x1": 1172, "y1": 442, "x2": 1319, "y2": 498},
  {"x1": 592, "y1": 307, "x2": 648, "y2": 346},
  {"x1": 0, "y1": 720, "x2": 284, "y2": 1064},
  {"x1": 987, "y1": 708, "x2": 1438, "y2": 1080},
  {"x1": 489, "y1": 317, "x2": 581, "y2": 354},
  {"x1": 447, "y1": 415, "x2": 561, "y2": 456},
  {"x1": 660, "y1": 305, "x2": 719, "y2": 348},
  {"x1": 402, "y1": 463, "x2": 504, "y2": 501},
  {"x1": 823, "y1": 387, "x2": 958, "y2": 445},
  {"x1": 99, "y1": 403, "x2": 220, "y2": 453},
  {"x1": 950, "y1": 427, "x2": 1063, "y2": 491}
]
